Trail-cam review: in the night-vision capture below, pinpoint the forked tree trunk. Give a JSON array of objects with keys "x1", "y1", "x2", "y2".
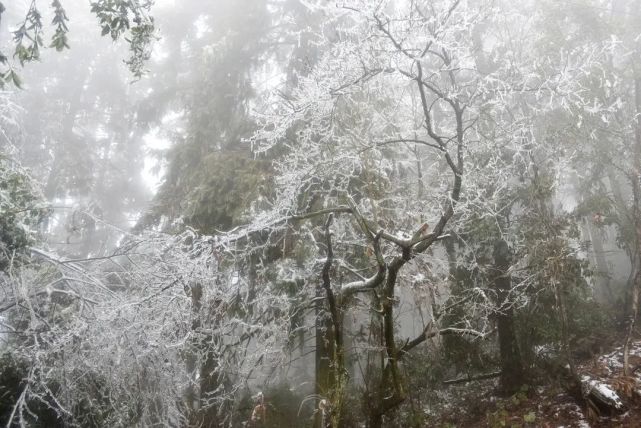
[{"x1": 315, "y1": 214, "x2": 345, "y2": 428}]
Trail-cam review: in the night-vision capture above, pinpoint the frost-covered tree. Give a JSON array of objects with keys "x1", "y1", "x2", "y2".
[
  {"x1": 1, "y1": 224, "x2": 297, "y2": 426},
  {"x1": 0, "y1": 93, "x2": 48, "y2": 271},
  {"x1": 551, "y1": 0, "x2": 641, "y2": 375},
  {"x1": 245, "y1": 0, "x2": 604, "y2": 424}
]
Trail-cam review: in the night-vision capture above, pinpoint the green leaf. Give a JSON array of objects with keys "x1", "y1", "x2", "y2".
[
  {"x1": 10, "y1": 70, "x2": 22, "y2": 89},
  {"x1": 523, "y1": 412, "x2": 536, "y2": 423}
]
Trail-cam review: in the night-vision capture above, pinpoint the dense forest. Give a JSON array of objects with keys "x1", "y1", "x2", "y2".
[{"x1": 1, "y1": 0, "x2": 641, "y2": 427}]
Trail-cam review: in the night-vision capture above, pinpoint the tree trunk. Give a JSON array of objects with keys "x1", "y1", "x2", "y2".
[
  {"x1": 582, "y1": 217, "x2": 615, "y2": 304},
  {"x1": 315, "y1": 214, "x2": 344, "y2": 428},
  {"x1": 493, "y1": 239, "x2": 525, "y2": 393},
  {"x1": 623, "y1": 75, "x2": 641, "y2": 375},
  {"x1": 184, "y1": 282, "x2": 223, "y2": 428},
  {"x1": 185, "y1": 282, "x2": 202, "y2": 426},
  {"x1": 315, "y1": 290, "x2": 336, "y2": 428}
]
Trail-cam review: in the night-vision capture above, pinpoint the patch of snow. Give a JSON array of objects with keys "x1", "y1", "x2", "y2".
[
  {"x1": 581, "y1": 376, "x2": 624, "y2": 410},
  {"x1": 599, "y1": 350, "x2": 624, "y2": 369},
  {"x1": 534, "y1": 344, "x2": 555, "y2": 357}
]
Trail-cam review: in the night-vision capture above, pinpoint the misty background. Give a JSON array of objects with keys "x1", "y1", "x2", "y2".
[{"x1": 1, "y1": 0, "x2": 641, "y2": 427}]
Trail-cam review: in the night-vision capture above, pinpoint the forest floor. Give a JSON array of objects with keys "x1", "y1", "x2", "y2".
[{"x1": 430, "y1": 340, "x2": 641, "y2": 427}]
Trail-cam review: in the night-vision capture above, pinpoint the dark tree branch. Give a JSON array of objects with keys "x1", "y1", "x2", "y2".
[
  {"x1": 330, "y1": 67, "x2": 395, "y2": 95},
  {"x1": 290, "y1": 206, "x2": 353, "y2": 221},
  {"x1": 400, "y1": 325, "x2": 492, "y2": 354},
  {"x1": 373, "y1": 14, "x2": 418, "y2": 60},
  {"x1": 372, "y1": 137, "x2": 443, "y2": 152},
  {"x1": 443, "y1": 371, "x2": 501, "y2": 385}
]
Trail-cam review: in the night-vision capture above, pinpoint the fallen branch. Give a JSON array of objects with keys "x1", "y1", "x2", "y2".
[
  {"x1": 582, "y1": 376, "x2": 625, "y2": 416},
  {"x1": 401, "y1": 325, "x2": 495, "y2": 354},
  {"x1": 537, "y1": 351, "x2": 626, "y2": 417},
  {"x1": 443, "y1": 371, "x2": 502, "y2": 385}
]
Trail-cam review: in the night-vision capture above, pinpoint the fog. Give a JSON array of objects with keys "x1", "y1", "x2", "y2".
[{"x1": 1, "y1": 1, "x2": 641, "y2": 427}]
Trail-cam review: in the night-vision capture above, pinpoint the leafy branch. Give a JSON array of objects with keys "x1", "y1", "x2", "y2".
[{"x1": 0, "y1": 0, "x2": 156, "y2": 88}]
